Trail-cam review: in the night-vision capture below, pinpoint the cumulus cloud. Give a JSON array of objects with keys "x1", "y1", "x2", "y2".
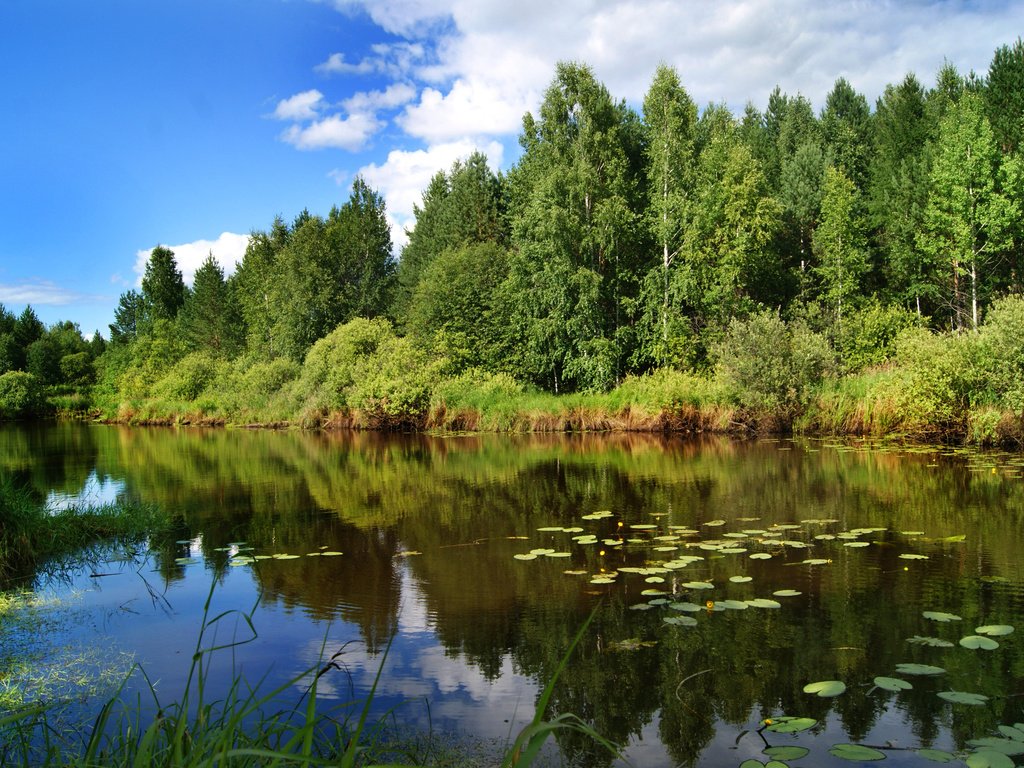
[
  {"x1": 354, "y1": 138, "x2": 504, "y2": 250},
  {"x1": 272, "y1": 89, "x2": 325, "y2": 121},
  {"x1": 343, "y1": 82, "x2": 417, "y2": 113},
  {"x1": 315, "y1": 43, "x2": 427, "y2": 79},
  {"x1": 133, "y1": 232, "x2": 250, "y2": 288},
  {"x1": 398, "y1": 78, "x2": 528, "y2": 143},
  {"x1": 281, "y1": 111, "x2": 382, "y2": 151}
]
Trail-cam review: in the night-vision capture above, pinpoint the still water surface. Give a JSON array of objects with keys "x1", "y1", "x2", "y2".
[{"x1": 4, "y1": 423, "x2": 1024, "y2": 766}]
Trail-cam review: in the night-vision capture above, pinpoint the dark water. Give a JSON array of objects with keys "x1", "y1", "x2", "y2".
[{"x1": 4, "y1": 423, "x2": 1024, "y2": 767}]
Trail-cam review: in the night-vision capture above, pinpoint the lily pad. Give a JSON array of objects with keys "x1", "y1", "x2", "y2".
[
  {"x1": 998, "y1": 725, "x2": 1024, "y2": 741},
  {"x1": 916, "y1": 748, "x2": 956, "y2": 763},
  {"x1": 843, "y1": 541, "x2": 870, "y2": 548},
  {"x1": 938, "y1": 690, "x2": 989, "y2": 705},
  {"x1": 739, "y1": 762, "x2": 788, "y2": 768},
  {"x1": 321, "y1": 551, "x2": 343, "y2": 556},
  {"x1": 967, "y1": 738, "x2": 1024, "y2": 756},
  {"x1": 773, "y1": 589, "x2": 802, "y2": 597},
  {"x1": 874, "y1": 676, "x2": 912, "y2": 692},
  {"x1": 966, "y1": 752, "x2": 1015, "y2": 768},
  {"x1": 682, "y1": 581, "x2": 714, "y2": 590},
  {"x1": 717, "y1": 599, "x2": 749, "y2": 610},
  {"x1": 895, "y1": 663, "x2": 946, "y2": 676},
  {"x1": 749, "y1": 553, "x2": 773, "y2": 560},
  {"x1": 829, "y1": 743, "x2": 886, "y2": 761},
  {"x1": 514, "y1": 553, "x2": 538, "y2": 561},
  {"x1": 976, "y1": 625, "x2": 1015, "y2": 636},
  {"x1": 669, "y1": 602, "x2": 702, "y2": 612},
  {"x1": 960, "y1": 635, "x2": 1000, "y2": 650},
  {"x1": 764, "y1": 716, "x2": 816, "y2": 734},
  {"x1": 803, "y1": 680, "x2": 846, "y2": 697},
  {"x1": 629, "y1": 603, "x2": 655, "y2": 611},
  {"x1": 173, "y1": 557, "x2": 200, "y2": 565},
  {"x1": 802, "y1": 558, "x2": 830, "y2": 566},
  {"x1": 899, "y1": 553, "x2": 929, "y2": 560},
  {"x1": 746, "y1": 598, "x2": 781, "y2": 609},
  {"x1": 663, "y1": 615, "x2": 698, "y2": 627},
  {"x1": 908, "y1": 635, "x2": 955, "y2": 648},
  {"x1": 729, "y1": 575, "x2": 753, "y2": 583},
  {"x1": 923, "y1": 611, "x2": 962, "y2": 622},
  {"x1": 763, "y1": 746, "x2": 809, "y2": 761}
]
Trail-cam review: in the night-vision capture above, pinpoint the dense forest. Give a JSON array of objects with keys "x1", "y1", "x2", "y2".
[{"x1": 3, "y1": 41, "x2": 1024, "y2": 442}]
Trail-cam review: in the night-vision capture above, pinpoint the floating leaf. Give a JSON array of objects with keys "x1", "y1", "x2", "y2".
[
  {"x1": 746, "y1": 598, "x2": 781, "y2": 609},
  {"x1": 764, "y1": 716, "x2": 816, "y2": 734},
  {"x1": 703, "y1": 519, "x2": 727, "y2": 526},
  {"x1": 720, "y1": 547, "x2": 748, "y2": 554},
  {"x1": 537, "y1": 526, "x2": 564, "y2": 531},
  {"x1": 773, "y1": 589, "x2": 802, "y2": 597},
  {"x1": 530, "y1": 548, "x2": 555, "y2": 555},
  {"x1": 763, "y1": 746, "x2": 809, "y2": 761},
  {"x1": 976, "y1": 625, "x2": 1015, "y2": 637},
  {"x1": 966, "y1": 751, "x2": 1015, "y2": 768},
  {"x1": 874, "y1": 676, "x2": 912, "y2": 692},
  {"x1": 967, "y1": 738, "x2": 1024, "y2": 756},
  {"x1": 843, "y1": 541, "x2": 870, "y2": 548},
  {"x1": 942, "y1": 534, "x2": 967, "y2": 543},
  {"x1": 729, "y1": 575, "x2": 753, "y2": 583},
  {"x1": 803, "y1": 680, "x2": 846, "y2": 697},
  {"x1": 895, "y1": 663, "x2": 946, "y2": 676},
  {"x1": 321, "y1": 551, "x2": 343, "y2": 557},
  {"x1": 173, "y1": 557, "x2": 200, "y2": 565},
  {"x1": 654, "y1": 546, "x2": 679, "y2": 552},
  {"x1": 908, "y1": 635, "x2": 955, "y2": 648},
  {"x1": 998, "y1": 725, "x2": 1024, "y2": 741},
  {"x1": 273, "y1": 554, "x2": 301, "y2": 560},
  {"x1": 664, "y1": 616, "x2": 698, "y2": 627},
  {"x1": 829, "y1": 743, "x2": 886, "y2": 761},
  {"x1": 899, "y1": 553, "x2": 929, "y2": 560},
  {"x1": 938, "y1": 690, "x2": 989, "y2": 705},
  {"x1": 641, "y1": 589, "x2": 668, "y2": 596},
  {"x1": 960, "y1": 635, "x2": 1000, "y2": 650},
  {"x1": 514, "y1": 553, "x2": 538, "y2": 561},
  {"x1": 682, "y1": 581, "x2": 714, "y2": 590},
  {"x1": 669, "y1": 602, "x2": 702, "y2": 612},
  {"x1": 630, "y1": 524, "x2": 657, "y2": 530},
  {"x1": 717, "y1": 599, "x2": 749, "y2": 610},
  {"x1": 802, "y1": 558, "x2": 830, "y2": 566},
  {"x1": 648, "y1": 598, "x2": 670, "y2": 606},
  {"x1": 749, "y1": 553, "x2": 772, "y2": 560},
  {"x1": 916, "y1": 748, "x2": 956, "y2": 763},
  {"x1": 629, "y1": 603, "x2": 655, "y2": 611},
  {"x1": 923, "y1": 611, "x2": 962, "y2": 622},
  {"x1": 544, "y1": 552, "x2": 572, "y2": 558}
]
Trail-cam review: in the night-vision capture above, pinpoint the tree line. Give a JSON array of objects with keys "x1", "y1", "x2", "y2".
[{"x1": 2, "y1": 39, "x2": 1023, "y2": 422}]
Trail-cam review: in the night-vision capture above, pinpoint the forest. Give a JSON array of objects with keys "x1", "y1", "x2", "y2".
[{"x1": 2, "y1": 40, "x2": 1024, "y2": 443}]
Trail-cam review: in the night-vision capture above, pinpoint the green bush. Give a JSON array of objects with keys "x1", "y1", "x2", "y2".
[
  {"x1": 153, "y1": 352, "x2": 225, "y2": 401},
  {"x1": 348, "y1": 335, "x2": 446, "y2": 423},
  {"x1": 837, "y1": 300, "x2": 921, "y2": 373},
  {"x1": 977, "y1": 295, "x2": 1024, "y2": 410},
  {"x1": 297, "y1": 318, "x2": 397, "y2": 410},
  {"x1": 59, "y1": 351, "x2": 95, "y2": 386},
  {"x1": 0, "y1": 371, "x2": 44, "y2": 420},
  {"x1": 714, "y1": 310, "x2": 833, "y2": 419}
]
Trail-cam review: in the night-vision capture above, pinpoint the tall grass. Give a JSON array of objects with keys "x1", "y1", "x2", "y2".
[
  {"x1": 0, "y1": 479, "x2": 162, "y2": 584},
  {"x1": 1, "y1": 576, "x2": 623, "y2": 767}
]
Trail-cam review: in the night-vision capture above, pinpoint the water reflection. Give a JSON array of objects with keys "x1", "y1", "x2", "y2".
[{"x1": 3, "y1": 423, "x2": 1024, "y2": 766}]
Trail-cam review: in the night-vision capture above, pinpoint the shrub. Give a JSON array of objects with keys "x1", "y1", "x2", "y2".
[
  {"x1": 977, "y1": 295, "x2": 1024, "y2": 410},
  {"x1": 347, "y1": 335, "x2": 446, "y2": 425},
  {"x1": 298, "y1": 317, "x2": 396, "y2": 410},
  {"x1": 0, "y1": 371, "x2": 44, "y2": 420},
  {"x1": 837, "y1": 300, "x2": 921, "y2": 373},
  {"x1": 153, "y1": 352, "x2": 224, "y2": 401},
  {"x1": 714, "y1": 310, "x2": 833, "y2": 420}
]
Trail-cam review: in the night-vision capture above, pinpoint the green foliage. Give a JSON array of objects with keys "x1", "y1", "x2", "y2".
[
  {"x1": 298, "y1": 317, "x2": 397, "y2": 411},
  {"x1": 59, "y1": 351, "x2": 95, "y2": 386},
  {"x1": 179, "y1": 255, "x2": 242, "y2": 357},
  {"x1": 141, "y1": 246, "x2": 186, "y2": 322},
  {"x1": 153, "y1": 352, "x2": 225, "y2": 402},
  {"x1": 837, "y1": 300, "x2": 921, "y2": 373},
  {"x1": 0, "y1": 371, "x2": 44, "y2": 420},
  {"x1": 976, "y1": 295, "x2": 1024, "y2": 409},
  {"x1": 347, "y1": 335, "x2": 445, "y2": 424},
  {"x1": 715, "y1": 310, "x2": 833, "y2": 419},
  {"x1": 812, "y1": 165, "x2": 870, "y2": 330}
]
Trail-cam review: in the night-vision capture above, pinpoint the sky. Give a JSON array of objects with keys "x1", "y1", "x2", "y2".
[{"x1": 2, "y1": 0, "x2": 1022, "y2": 337}]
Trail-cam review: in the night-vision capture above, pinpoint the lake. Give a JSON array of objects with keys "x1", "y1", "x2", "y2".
[{"x1": 3, "y1": 422, "x2": 1024, "y2": 767}]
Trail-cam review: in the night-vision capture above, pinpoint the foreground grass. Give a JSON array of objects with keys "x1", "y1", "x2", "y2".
[
  {"x1": 1, "y1": 576, "x2": 618, "y2": 768},
  {"x1": 0, "y1": 479, "x2": 164, "y2": 585}
]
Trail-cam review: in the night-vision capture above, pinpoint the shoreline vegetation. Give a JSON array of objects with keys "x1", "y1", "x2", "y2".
[{"x1": 3, "y1": 44, "x2": 1024, "y2": 447}]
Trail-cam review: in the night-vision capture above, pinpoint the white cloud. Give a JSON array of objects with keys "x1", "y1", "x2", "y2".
[
  {"x1": 343, "y1": 82, "x2": 417, "y2": 113},
  {"x1": 0, "y1": 280, "x2": 84, "y2": 306},
  {"x1": 398, "y1": 79, "x2": 528, "y2": 143},
  {"x1": 281, "y1": 111, "x2": 382, "y2": 151},
  {"x1": 133, "y1": 232, "x2": 250, "y2": 288},
  {"x1": 272, "y1": 89, "x2": 325, "y2": 121},
  {"x1": 355, "y1": 139, "x2": 504, "y2": 250},
  {"x1": 315, "y1": 43, "x2": 427, "y2": 78},
  {"x1": 314, "y1": 52, "x2": 374, "y2": 75}
]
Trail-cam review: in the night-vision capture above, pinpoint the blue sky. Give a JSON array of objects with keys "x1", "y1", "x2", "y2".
[{"x1": 2, "y1": 0, "x2": 1022, "y2": 337}]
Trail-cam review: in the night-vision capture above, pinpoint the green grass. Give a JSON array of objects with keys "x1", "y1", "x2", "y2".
[
  {"x1": 0, "y1": 479, "x2": 164, "y2": 584},
  {"x1": 1, "y1": 577, "x2": 622, "y2": 767}
]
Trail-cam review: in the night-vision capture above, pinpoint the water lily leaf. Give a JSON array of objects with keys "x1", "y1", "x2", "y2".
[
  {"x1": 844, "y1": 541, "x2": 870, "y2": 548},
  {"x1": 804, "y1": 680, "x2": 846, "y2": 697},
  {"x1": 749, "y1": 553, "x2": 773, "y2": 560},
  {"x1": 907, "y1": 635, "x2": 955, "y2": 648},
  {"x1": 717, "y1": 599, "x2": 749, "y2": 610},
  {"x1": 967, "y1": 738, "x2": 1024, "y2": 755},
  {"x1": 763, "y1": 746, "x2": 809, "y2": 760},
  {"x1": 645, "y1": 576, "x2": 666, "y2": 583},
  {"x1": 938, "y1": 690, "x2": 989, "y2": 705},
  {"x1": 704, "y1": 519, "x2": 727, "y2": 526},
  {"x1": 654, "y1": 546, "x2": 679, "y2": 552},
  {"x1": 173, "y1": 557, "x2": 200, "y2": 565},
  {"x1": 874, "y1": 676, "x2": 912, "y2": 692},
  {"x1": 273, "y1": 554, "x2": 301, "y2": 560},
  {"x1": 537, "y1": 526, "x2": 563, "y2": 532},
  {"x1": 321, "y1": 551, "x2": 343, "y2": 556},
  {"x1": 960, "y1": 635, "x2": 999, "y2": 650},
  {"x1": 663, "y1": 615, "x2": 698, "y2": 627},
  {"x1": 641, "y1": 589, "x2": 669, "y2": 596},
  {"x1": 923, "y1": 611, "x2": 962, "y2": 622},
  {"x1": 942, "y1": 534, "x2": 967, "y2": 543},
  {"x1": 513, "y1": 553, "x2": 538, "y2": 561},
  {"x1": 899, "y1": 553, "x2": 929, "y2": 560},
  {"x1": 967, "y1": 751, "x2": 1015, "y2": 768},
  {"x1": 802, "y1": 558, "x2": 830, "y2": 566},
  {"x1": 829, "y1": 743, "x2": 886, "y2": 761},
  {"x1": 669, "y1": 602, "x2": 702, "y2": 612},
  {"x1": 916, "y1": 748, "x2": 956, "y2": 763},
  {"x1": 895, "y1": 663, "x2": 946, "y2": 676},
  {"x1": 630, "y1": 524, "x2": 657, "y2": 530},
  {"x1": 648, "y1": 598, "x2": 670, "y2": 605},
  {"x1": 764, "y1": 716, "x2": 816, "y2": 733},
  {"x1": 590, "y1": 576, "x2": 615, "y2": 584},
  {"x1": 729, "y1": 575, "x2": 753, "y2": 583},
  {"x1": 720, "y1": 547, "x2": 748, "y2": 554},
  {"x1": 544, "y1": 551, "x2": 572, "y2": 558},
  {"x1": 682, "y1": 581, "x2": 714, "y2": 590},
  {"x1": 629, "y1": 603, "x2": 655, "y2": 611},
  {"x1": 746, "y1": 598, "x2": 782, "y2": 609},
  {"x1": 998, "y1": 725, "x2": 1024, "y2": 741},
  {"x1": 773, "y1": 589, "x2": 802, "y2": 597},
  {"x1": 976, "y1": 625, "x2": 1015, "y2": 636}
]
